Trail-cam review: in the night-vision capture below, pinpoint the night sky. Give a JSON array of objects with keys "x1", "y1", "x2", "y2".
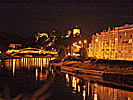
[{"x1": 0, "y1": 0, "x2": 133, "y2": 38}]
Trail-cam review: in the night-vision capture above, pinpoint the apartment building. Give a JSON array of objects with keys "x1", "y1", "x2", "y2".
[{"x1": 89, "y1": 24, "x2": 133, "y2": 61}]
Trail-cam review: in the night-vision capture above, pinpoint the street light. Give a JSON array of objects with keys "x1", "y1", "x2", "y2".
[
  {"x1": 115, "y1": 38, "x2": 118, "y2": 41},
  {"x1": 95, "y1": 39, "x2": 98, "y2": 42},
  {"x1": 84, "y1": 40, "x2": 87, "y2": 44},
  {"x1": 79, "y1": 41, "x2": 82, "y2": 44},
  {"x1": 78, "y1": 40, "x2": 88, "y2": 48}
]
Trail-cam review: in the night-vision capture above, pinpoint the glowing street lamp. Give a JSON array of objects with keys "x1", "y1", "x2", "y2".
[
  {"x1": 95, "y1": 39, "x2": 98, "y2": 42},
  {"x1": 79, "y1": 41, "x2": 82, "y2": 44},
  {"x1": 78, "y1": 40, "x2": 88, "y2": 48},
  {"x1": 84, "y1": 40, "x2": 87, "y2": 44},
  {"x1": 115, "y1": 38, "x2": 118, "y2": 41}
]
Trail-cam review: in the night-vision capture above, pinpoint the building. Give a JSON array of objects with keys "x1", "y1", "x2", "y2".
[
  {"x1": 9, "y1": 43, "x2": 22, "y2": 49},
  {"x1": 73, "y1": 26, "x2": 81, "y2": 37},
  {"x1": 64, "y1": 26, "x2": 81, "y2": 38},
  {"x1": 89, "y1": 24, "x2": 133, "y2": 61}
]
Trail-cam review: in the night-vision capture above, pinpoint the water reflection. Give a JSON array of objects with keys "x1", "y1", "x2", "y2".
[
  {"x1": 83, "y1": 89, "x2": 86, "y2": 100},
  {"x1": 65, "y1": 74, "x2": 133, "y2": 100},
  {"x1": 13, "y1": 59, "x2": 16, "y2": 77},
  {"x1": 93, "y1": 83, "x2": 98, "y2": 100},
  {"x1": 72, "y1": 76, "x2": 76, "y2": 93},
  {"x1": 1, "y1": 57, "x2": 133, "y2": 100},
  {"x1": 4, "y1": 57, "x2": 52, "y2": 80},
  {"x1": 35, "y1": 67, "x2": 49, "y2": 81},
  {"x1": 5, "y1": 57, "x2": 51, "y2": 76},
  {"x1": 1, "y1": 57, "x2": 53, "y2": 99}
]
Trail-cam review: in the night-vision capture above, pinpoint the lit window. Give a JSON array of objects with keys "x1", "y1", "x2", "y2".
[
  {"x1": 129, "y1": 39, "x2": 132, "y2": 43},
  {"x1": 125, "y1": 32, "x2": 126, "y2": 36}
]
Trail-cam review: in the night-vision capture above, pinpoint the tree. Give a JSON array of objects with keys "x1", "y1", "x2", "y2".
[
  {"x1": 50, "y1": 30, "x2": 62, "y2": 38},
  {"x1": 79, "y1": 48, "x2": 87, "y2": 62}
]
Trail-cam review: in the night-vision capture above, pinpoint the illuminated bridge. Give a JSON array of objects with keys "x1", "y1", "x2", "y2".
[{"x1": 6, "y1": 47, "x2": 58, "y2": 57}]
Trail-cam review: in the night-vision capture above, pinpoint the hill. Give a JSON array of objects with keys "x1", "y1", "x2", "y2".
[{"x1": 0, "y1": 32, "x2": 25, "y2": 51}]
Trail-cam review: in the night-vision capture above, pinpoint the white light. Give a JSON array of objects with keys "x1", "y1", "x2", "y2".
[
  {"x1": 66, "y1": 74, "x2": 68, "y2": 79},
  {"x1": 77, "y1": 46, "x2": 81, "y2": 48},
  {"x1": 115, "y1": 38, "x2": 118, "y2": 40},
  {"x1": 95, "y1": 39, "x2": 98, "y2": 42},
  {"x1": 66, "y1": 35, "x2": 69, "y2": 38},
  {"x1": 76, "y1": 54, "x2": 80, "y2": 56}
]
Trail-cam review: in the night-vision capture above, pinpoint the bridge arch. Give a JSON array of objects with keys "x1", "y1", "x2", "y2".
[{"x1": 11, "y1": 47, "x2": 58, "y2": 57}]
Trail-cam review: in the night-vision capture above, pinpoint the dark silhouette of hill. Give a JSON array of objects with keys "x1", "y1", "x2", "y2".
[
  {"x1": 23, "y1": 36, "x2": 36, "y2": 48},
  {"x1": 0, "y1": 32, "x2": 25, "y2": 51}
]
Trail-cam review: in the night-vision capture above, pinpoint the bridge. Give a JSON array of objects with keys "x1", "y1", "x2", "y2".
[{"x1": 6, "y1": 47, "x2": 58, "y2": 57}]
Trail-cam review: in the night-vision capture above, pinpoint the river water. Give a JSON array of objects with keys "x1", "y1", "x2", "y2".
[{"x1": 0, "y1": 57, "x2": 132, "y2": 100}]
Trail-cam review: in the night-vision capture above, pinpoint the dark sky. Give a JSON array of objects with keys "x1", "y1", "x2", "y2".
[{"x1": 0, "y1": 0, "x2": 133, "y2": 38}]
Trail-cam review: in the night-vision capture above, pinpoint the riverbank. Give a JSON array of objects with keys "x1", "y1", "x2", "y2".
[{"x1": 50, "y1": 58, "x2": 133, "y2": 90}]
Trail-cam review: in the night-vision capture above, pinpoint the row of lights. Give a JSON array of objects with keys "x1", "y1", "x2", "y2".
[
  {"x1": 95, "y1": 38, "x2": 118, "y2": 42},
  {"x1": 73, "y1": 40, "x2": 87, "y2": 48},
  {"x1": 68, "y1": 40, "x2": 88, "y2": 56}
]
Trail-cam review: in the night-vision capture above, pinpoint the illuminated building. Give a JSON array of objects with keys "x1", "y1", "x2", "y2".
[
  {"x1": 73, "y1": 26, "x2": 81, "y2": 37},
  {"x1": 9, "y1": 43, "x2": 21, "y2": 49},
  {"x1": 64, "y1": 26, "x2": 81, "y2": 38},
  {"x1": 66, "y1": 30, "x2": 72, "y2": 37},
  {"x1": 89, "y1": 24, "x2": 133, "y2": 61}
]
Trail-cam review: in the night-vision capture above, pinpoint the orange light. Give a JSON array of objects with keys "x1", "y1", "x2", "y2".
[
  {"x1": 72, "y1": 76, "x2": 76, "y2": 91},
  {"x1": 95, "y1": 39, "x2": 98, "y2": 42},
  {"x1": 83, "y1": 90, "x2": 86, "y2": 100},
  {"x1": 84, "y1": 40, "x2": 87, "y2": 43},
  {"x1": 13, "y1": 59, "x2": 16, "y2": 77},
  {"x1": 79, "y1": 41, "x2": 82, "y2": 44},
  {"x1": 88, "y1": 82, "x2": 90, "y2": 96},
  {"x1": 36, "y1": 68, "x2": 38, "y2": 80},
  {"x1": 78, "y1": 85, "x2": 80, "y2": 92}
]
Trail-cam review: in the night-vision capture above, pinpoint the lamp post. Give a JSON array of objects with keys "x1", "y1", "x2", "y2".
[
  {"x1": 78, "y1": 39, "x2": 87, "y2": 48},
  {"x1": 71, "y1": 40, "x2": 88, "y2": 57},
  {"x1": 78, "y1": 40, "x2": 88, "y2": 62},
  {"x1": 83, "y1": 39, "x2": 87, "y2": 49},
  {"x1": 78, "y1": 40, "x2": 87, "y2": 48}
]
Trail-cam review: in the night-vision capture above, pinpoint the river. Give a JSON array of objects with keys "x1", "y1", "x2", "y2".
[{"x1": 0, "y1": 57, "x2": 132, "y2": 100}]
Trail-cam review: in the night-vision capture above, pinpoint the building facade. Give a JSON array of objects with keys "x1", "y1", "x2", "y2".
[{"x1": 89, "y1": 24, "x2": 133, "y2": 61}]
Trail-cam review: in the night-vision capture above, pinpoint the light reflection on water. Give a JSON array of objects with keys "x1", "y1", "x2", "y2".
[
  {"x1": 1, "y1": 58, "x2": 133, "y2": 100},
  {"x1": 5, "y1": 57, "x2": 52, "y2": 76},
  {"x1": 0, "y1": 57, "x2": 54, "y2": 99},
  {"x1": 4, "y1": 57, "x2": 53, "y2": 81},
  {"x1": 65, "y1": 73, "x2": 133, "y2": 100}
]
